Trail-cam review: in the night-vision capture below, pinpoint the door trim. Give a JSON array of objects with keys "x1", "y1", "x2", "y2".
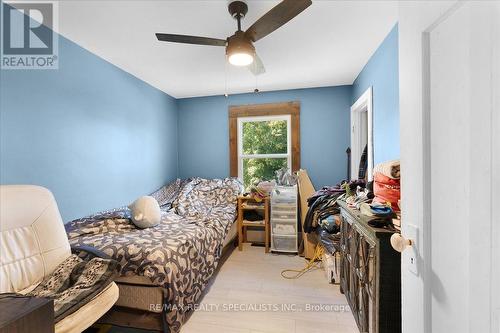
[{"x1": 350, "y1": 86, "x2": 373, "y2": 181}]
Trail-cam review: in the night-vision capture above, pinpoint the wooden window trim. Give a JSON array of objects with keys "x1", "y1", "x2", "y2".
[{"x1": 229, "y1": 101, "x2": 300, "y2": 178}]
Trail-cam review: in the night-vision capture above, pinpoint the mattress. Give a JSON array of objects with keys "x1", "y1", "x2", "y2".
[
  {"x1": 223, "y1": 219, "x2": 238, "y2": 247},
  {"x1": 114, "y1": 221, "x2": 238, "y2": 313},
  {"x1": 114, "y1": 281, "x2": 164, "y2": 313}
]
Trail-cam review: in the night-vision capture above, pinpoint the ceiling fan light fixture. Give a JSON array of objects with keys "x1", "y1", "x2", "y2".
[
  {"x1": 156, "y1": 0, "x2": 313, "y2": 73},
  {"x1": 226, "y1": 31, "x2": 255, "y2": 67}
]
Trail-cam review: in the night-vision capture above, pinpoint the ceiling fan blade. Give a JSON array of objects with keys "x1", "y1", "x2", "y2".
[
  {"x1": 155, "y1": 33, "x2": 226, "y2": 46},
  {"x1": 245, "y1": 0, "x2": 312, "y2": 42},
  {"x1": 248, "y1": 53, "x2": 266, "y2": 76}
]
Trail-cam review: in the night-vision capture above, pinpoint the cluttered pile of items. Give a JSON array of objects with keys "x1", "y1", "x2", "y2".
[
  {"x1": 302, "y1": 159, "x2": 401, "y2": 283},
  {"x1": 345, "y1": 159, "x2": 401, "y2": 227},
  {"x1": 239, "y1": 168, "x2": 298, "y2": 240},
  {"x1": 244, "y1": 167, "x2": 298, "y2": 201}
]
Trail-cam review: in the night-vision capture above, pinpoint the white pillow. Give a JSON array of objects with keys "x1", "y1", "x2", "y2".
[{"x1": 128, "y1": 196, "x2": 161, "y2": 228}]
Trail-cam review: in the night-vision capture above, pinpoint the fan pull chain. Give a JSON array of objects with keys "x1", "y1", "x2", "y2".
[
  {"x1": 254, "y1": 66, "x2": 259, "y2": 93},
  {"x1": 224, "y1": 56, "x2": 229, "y2": 98}
]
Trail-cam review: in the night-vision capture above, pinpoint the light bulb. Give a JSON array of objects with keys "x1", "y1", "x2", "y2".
[{"x1": 228, "y1": 52, "x2": 254, "y2": 66}]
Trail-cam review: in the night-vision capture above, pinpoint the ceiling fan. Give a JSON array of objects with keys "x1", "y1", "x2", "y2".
[{"x1": 155, "y1": 0, "x2": 312, "y2": 75}]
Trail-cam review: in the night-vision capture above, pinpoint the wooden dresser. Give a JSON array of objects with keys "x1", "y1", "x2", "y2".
[{"x1": 338, "y1": 200, "x2": 401, "y2": 333}]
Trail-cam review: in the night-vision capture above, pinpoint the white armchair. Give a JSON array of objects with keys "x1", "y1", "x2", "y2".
[{"x1": 0, "y1": 185, "x2": 119, "y2": 333}]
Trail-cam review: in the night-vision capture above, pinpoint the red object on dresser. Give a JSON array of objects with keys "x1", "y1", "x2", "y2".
[{"x1": 373, "y1": 172, "x2": 401, "y2": 211}]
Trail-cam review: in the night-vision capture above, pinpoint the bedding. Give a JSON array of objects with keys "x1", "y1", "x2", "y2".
[
  {"x1": 150, "y1": 178, "x2": 189, "y2": 208},
  {"x1": 65, "y1": 177, "x2": 242, "y2": 333},
  {"x1": 112, "y1": 223, "x2": 238, "y2": 313}
]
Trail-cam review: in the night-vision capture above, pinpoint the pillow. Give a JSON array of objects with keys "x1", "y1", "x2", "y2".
[
  {"x1": 150, "y1": 178, "x2": 189, "y2": 208},
  {"x1": 128, "y1": 196, "x2": 161, "y2": 228},
  {"x1": 173, "y1": 177, "x2": 243, "y2": 218}
]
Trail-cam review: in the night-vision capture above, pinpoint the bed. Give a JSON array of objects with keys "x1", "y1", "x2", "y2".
[{"x1": 65, "y1": 177, "x2": 243, "y2": 333}]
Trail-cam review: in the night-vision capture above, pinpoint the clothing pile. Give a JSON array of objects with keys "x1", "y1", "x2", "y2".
[
  {"x1": 304, "y1": 160, "x2": 401, "y2": 253},
  {"x1": 303, "y1": 180, "x2": 364, "y2": 260},
  {"x1": 303, "y1": 179, "x2": 365, "y2": 233},
  {"x1": 345, "y1": 159, "x2": 401, "y2": 228},
  {"x1": 372, "y1": 159, "x2": 401, "y2": 211}
]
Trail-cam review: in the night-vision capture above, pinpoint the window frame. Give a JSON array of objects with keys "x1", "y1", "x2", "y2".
[
  {"x1": 237, "y1": 114, "x2": 292, "y2": 182},
  {"x1": 229, "y1": 101, "x2": 300, "y2": 179}
]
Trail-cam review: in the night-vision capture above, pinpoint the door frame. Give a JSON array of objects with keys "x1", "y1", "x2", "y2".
[{"x1": 350, "y1": 86, "x2": 373, "y2": 181}]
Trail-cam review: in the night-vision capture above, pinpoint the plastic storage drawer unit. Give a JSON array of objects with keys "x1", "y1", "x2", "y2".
[
  {"x1": 272, "y1": 223, "x2": 296, "y2": 236},
  {"x1": 272, "y1": 235, "x2": 297, "y2": 252},
  {"x1": 270, "y1": 186, "x2": 298, "y2": 253}
]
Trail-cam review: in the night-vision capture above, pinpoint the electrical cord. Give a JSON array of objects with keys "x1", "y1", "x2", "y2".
[{"x1": 280, "y1": 245, "x2": 325, "y2": 279}]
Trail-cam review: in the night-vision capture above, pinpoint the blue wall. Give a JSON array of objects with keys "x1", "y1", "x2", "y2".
[
  {"x1": 1, "y1": 16, "x2": 399, "y2": 222},
  {"x1": 177, "y1": 86, "x2": 352, "y2": 188},
  {"x1": 352, "y1": 24, "x2": 399, "y2": 165},
  {"x1": 0, "y1": 34, "x2": 178, "y2": 222}
]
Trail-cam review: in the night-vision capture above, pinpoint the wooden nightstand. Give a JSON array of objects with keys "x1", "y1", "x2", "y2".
[
  {"x1": 0, "y1": 295, "x2": 54, "y2": 333},
  {"x1": 237, "y1": 196, "x2": 270, "y2": 252}
]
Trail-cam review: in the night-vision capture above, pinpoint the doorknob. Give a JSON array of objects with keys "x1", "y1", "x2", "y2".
[{"x1": 390, "y1": 233, "x2": 413, "y2": 252}]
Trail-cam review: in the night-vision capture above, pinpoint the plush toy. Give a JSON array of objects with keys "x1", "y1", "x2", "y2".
[{"x1": 128, "y1": 196, "x2": 161, "y2": 228}]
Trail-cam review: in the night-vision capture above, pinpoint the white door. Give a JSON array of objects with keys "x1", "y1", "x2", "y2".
[{"x1": 399, "y1": 1, "x2": 499, "y2": 332}]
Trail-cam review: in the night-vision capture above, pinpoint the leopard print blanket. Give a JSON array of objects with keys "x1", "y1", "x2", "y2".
[
  {"x1": 65, "y1": 178, "x2": 243, "y2": 332},
  {"x1": 28, "y1": 255, "x2": 119, "y2": 322}
]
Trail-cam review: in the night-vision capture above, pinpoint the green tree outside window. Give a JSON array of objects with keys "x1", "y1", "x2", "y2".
[{"x1": 241, "y1": 119, "x2": 289, "y2": 188}]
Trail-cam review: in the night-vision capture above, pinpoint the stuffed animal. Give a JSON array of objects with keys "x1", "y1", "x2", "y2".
[{"x1": 128, "y1": 196, "x2": 161, "y2": 228}]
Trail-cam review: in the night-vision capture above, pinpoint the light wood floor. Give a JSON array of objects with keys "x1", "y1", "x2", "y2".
[{"x1": 182, "y1": 243, "x2": 358, "y2": 333}]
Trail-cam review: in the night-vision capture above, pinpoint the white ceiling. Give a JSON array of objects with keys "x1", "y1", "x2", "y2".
[{"x1": 53, "y1": 0, "x2": 397, "y2": 98}]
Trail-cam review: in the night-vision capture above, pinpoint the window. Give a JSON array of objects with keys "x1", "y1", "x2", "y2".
[
  {"x1": 238, "y1": 115, "x2": 291, "y2": 187},
  {"x1": 229, "y1": 102, "x2": 300, "y2": 188}
]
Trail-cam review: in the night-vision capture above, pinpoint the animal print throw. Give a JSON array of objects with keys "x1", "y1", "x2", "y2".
[{"x1": 27, "y1": 254, "x2": 119, "y2": 322}]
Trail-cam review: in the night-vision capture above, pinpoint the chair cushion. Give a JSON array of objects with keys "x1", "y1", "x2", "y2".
[{"x1": 0, "y1": 185, "x2": 70, "y2": 293}]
